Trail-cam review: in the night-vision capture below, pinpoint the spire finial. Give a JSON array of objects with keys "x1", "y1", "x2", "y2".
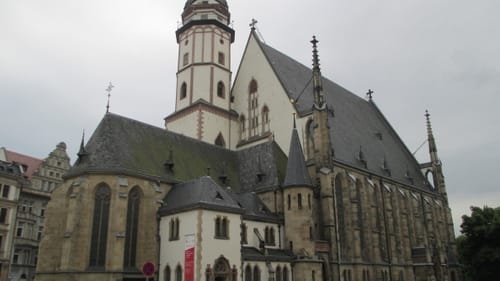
[
  {"x1": 77, "y1": 130, "x2": 88, "y2": 158},
  {"x1": 425, "y1": 109, "x2": 439, "y2": 158},
  {"x1": 311, "y1": 36, "x2": 324, "y2": 107},
  {"x1": 105, "y1": 82, "x2": 114, "y2": 113}
]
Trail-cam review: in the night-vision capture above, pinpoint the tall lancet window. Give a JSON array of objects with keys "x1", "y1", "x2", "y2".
[
  {"x1": 89, "y1": 183, "x2": 111, "y2": 268},
  {"x1": 261, "y1": 105, "x2": 270, "y2": 133},
  {"x1": 248, "y1": 79, "x2": 259, "y2": 137},
  {"x1": 124, "y1": 186, "x2": 141, "y2": 269}
]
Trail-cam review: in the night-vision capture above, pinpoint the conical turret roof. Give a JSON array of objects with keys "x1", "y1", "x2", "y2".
[{"x1": 283, "y1": 121, "x2": 313, "y2": 188}]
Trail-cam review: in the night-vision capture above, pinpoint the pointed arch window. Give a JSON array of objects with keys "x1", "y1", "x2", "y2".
[
  {"x1": 262, "y1": 105, "x2": 270, "y2": 132},
  {"x1": 164, "y1": 265, "x2": 171, "y2": 281},
  {"x1": 283, "y1": 267, "x2": 289, "y2": 281},
  {"x1": 217, "y1": 81, "x2": 225, "y2": 98},
  {"x1": 253, "y1": 266, "x2": 261, "y2": 281},
  {"x1": 248, "y1": 79, "x2": 259, "y2": 137},
  {"x1": 176, "y1": 265, "x2": 183, "y2": 281},
  {"x1": 169, "y1": 218, "x2": 180, "y2": 241},
  {"x1": 215, "y1": 216, "x2": 229, "y2": 239},
  {"x1": 180, "y1": 82, "x2": 187, "y2": 100},
  {"x1": 89, "y1": 184, "x2": 111, "y2": 268},
  {"x1": 245, "y1": 265, "x2": 252, "y2": 281},
  {"x1": 124, "y1": 186, "x2": 141, "y2": 269},
  {"x1": 241, "y1": 223, "x2": 248, "y2": 244},
  {"x1": 215, "y1": 133, "x2": 226, "y2": 148},
  {"x1": 239, "y1": 115, "x2": 247, "y2": 141},
  {"x1": 275, "y1": 266, "x2": 282, "y2": 281}
]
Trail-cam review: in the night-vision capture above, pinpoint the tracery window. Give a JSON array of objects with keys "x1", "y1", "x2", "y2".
[
  {"x1": 275, "y1": 266, "x2": 282, "y2": 281},
  {"x1": 248, "y1": 79, "x2": 259, "y2": 137},
  {"x1": 239, "y1": 115, "x2": 247, "y2": 140},
  {"x1": 124, "y1": 187, "x2": 141, "y2": 268},
  {"x1": 215, "y1": 216, "x2": 229, "y2": 239},
  {"x1": 89, "y1": 184, "x2": 111, "y2": 268},
  {"x1": 261, "y1": 105, "x2": 270, "y2": 132},
  {"x1": 283, "y1": 267, "x2": 289, "y2": 281},
  {"x1": 215, "y1": 133, "x2": 226, "y2": 148},
  {"x1": 170, "y1": 218, "x2": 180, "y2": 241}
]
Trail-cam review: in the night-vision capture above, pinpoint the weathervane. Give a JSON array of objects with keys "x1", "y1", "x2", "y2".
[
  {"x1": 105, "y1": 82, "x2": 114, "y2": 113},
  {"x1": 249, "y1": 18, "x2": 258, "y2": 30}
]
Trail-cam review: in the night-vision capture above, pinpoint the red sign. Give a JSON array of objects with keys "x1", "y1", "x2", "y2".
[
  {"x1": 142, "y1": 261, "x2": 155, "y2": 277},
  {"x1": 184, "y1": 234, "x2": 195, "y2": 281}
]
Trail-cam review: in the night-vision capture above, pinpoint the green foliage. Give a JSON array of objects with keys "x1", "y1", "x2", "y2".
[{"x1": 457, "y1": 206, "x2": 500, "y2": 281}]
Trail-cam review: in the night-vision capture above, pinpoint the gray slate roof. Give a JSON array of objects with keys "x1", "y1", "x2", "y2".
[
  {"x1": 230, "y1": 192, "x2": 282, "y2": 223},
  {"x1": 159, "y1": 176, "x2": 242, "y2": 216},
  {"x1": 283, "y1": 125, "x2": 313, "y2": 188},
  {"x1": 258, "y1": 35, "x2": 428, "y2": 189}
]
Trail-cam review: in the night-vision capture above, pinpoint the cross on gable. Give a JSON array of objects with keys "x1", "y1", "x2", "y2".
[{"x1": 249, "y1": 18, "x2": 258, "y2": 30}]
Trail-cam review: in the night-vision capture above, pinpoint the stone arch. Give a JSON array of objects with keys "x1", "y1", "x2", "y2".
[{"x1": 213, "y1": 256, "x2": 231, "y2": 281}]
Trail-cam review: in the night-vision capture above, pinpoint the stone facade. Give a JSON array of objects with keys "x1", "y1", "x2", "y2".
[{"x1": 0, "y1": 161, "x2": 22, "y2": 281}]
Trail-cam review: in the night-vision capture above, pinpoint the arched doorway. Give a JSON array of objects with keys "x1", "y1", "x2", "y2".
[{"x1": 214, "y1": 257, "x2": 230, "y2": 281}]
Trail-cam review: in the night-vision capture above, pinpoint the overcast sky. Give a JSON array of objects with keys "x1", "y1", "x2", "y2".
[{"x1": 1, "y1": 0, "x2": 499, "y2": 234}]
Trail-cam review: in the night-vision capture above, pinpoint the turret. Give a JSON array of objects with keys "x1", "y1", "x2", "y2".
[{"x1": 283, "y1": 117, "x2": 315, "y2": 256}]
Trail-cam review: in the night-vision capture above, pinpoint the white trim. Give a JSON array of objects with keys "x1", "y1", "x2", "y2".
[
  {"x1": 398, "y1": 188, "x2": 407, "y2": 197},
  {"x1": 383, "y1": 183, "x2": 392, "y2": 192},
  {"x1": 366, "y1": 178, "x2": 375, "y2": 189},
  {"x1": 347, "y1": 172, "x2": 357, "y2": 182},
  {"x1": 411, "y1": 192, "x2": 419, "y2": 200}
]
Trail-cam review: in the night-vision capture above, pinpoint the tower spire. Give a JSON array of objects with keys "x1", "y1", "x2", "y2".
[
  {"x1": 77, "y1": 130, "x2": 88, "y2": 159},
  {"x1": 311, "y1": 36, "x2": 324, "y2": 107},
  {"x1": 425, "y1": 110, "x2": 439, "y2": 163}
]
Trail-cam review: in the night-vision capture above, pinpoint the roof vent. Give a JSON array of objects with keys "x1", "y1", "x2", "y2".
[
  {"x1": 164, "y1": 149, "x2": 174, "y2": 172},
  {"x1": 215, "y1": 192, "x2": 223, "y2": 200},
  {"x1": 357, "y1": 146, "x2": 367, "y2": 168},
  {"x1": 375, "y1": 132, "x2": 383, "y2": 140}
]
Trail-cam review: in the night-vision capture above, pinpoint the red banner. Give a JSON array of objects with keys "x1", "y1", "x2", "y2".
[{"x1": 184, "y1": 234, "x2": 195, "y2": 281}]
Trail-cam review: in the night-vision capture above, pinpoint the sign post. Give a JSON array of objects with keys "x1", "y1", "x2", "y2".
[{"x1": 142, "y1": 261, "x2": 155, "y2": 281}]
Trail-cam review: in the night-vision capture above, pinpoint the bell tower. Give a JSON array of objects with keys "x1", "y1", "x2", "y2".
[{"x1": 165, "y1": 0, "x2": 237, "y2": 148}]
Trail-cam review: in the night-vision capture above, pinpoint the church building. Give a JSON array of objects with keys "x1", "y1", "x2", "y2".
[{"x1": 36, "y1": 1, "x2": 461, "y2": 281}]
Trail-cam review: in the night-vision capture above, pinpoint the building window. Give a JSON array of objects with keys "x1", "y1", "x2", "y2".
[
  {"x1": 124, "y1": 187, "x2": 141, "y2": 268},
  {"x1": 215, "y1": 216, "x2": 229, "y2": 239},
  {"x1": 164, "y1": 265, "x2": 171, "y2": 281},
  {"x1": 1, "y1": 185, "x2": 9, "y2": 198},
  {"x1": 253, "y1": 266, "x2": 261, "y2": 281},
  {"x1": 283, "y1": 267, "x2": 289, "y2": 281},
  {"x1": 13, "y1": 249, "x2": 20, "y2": 264},
  {"x1": 16, "y1": 222, "x2": 24, "y2": 237},
  {"x1": 89, "y1": 184, "x2": 111, "y2": 268},
  {"x1": 264, "y1": 227, "x2": 275, "y2": 245},
  {"x1": 275, "y1": 266, "x2": 282, "y2": 281},
  {"x1": 169, "y1": 218, "x2": 180, "y2": 241},
  {"x1": 183, "y1": 53, "x2": 189, "y2": 66},
  {"x1": 215, "y1": 133, "x2": 226, "y2": 148},
  {"x1": 309, "y1": 226, "x2": 313, "y2": 241},
  {"x1": 40, "y1": 205, "x2": 46, "y2": 217},
  {"x1": 298, "y1": 193, "x2": 302, "y2": 209},
  {"x1": 180, "y1": 82, "x2": 187, "y2": 100},
  {"x1": 241, "y1": 223, "x2": 248, "y2": 244},
  {"x1": 245, "y1": 265, "x2": 252, "y2": 281},
  {"x1": 217, "y1": 81, "x2": 225, "y2": 98},
  {"x1": 38, "y1": 226, "x2": 44, "y2": 241},
  {"x1": 287, "y1": 194, "x2": 291, "y2": 210},
  {"x1": 248, "y1": 79, "x2": 259, "y2": 137},
  {"x1": 0, "y1": 235, "x2": 3, "y2": 252},
  {"x1": 308, "y1": 194, "x2": 311, "y2": 209},
  {"x1": 28, "y1": 201, "x2": 33, "y2": 213},
  {"x1": 218, "y1": 52, "x2": 225, "y2": 65},
  {"x1": 262, "y1": 106, "x2": 270, "y2": 132},
  {"x1": 0, "y1": 208, "x2": 7, "y2": 224},
  {"x1": 176, "y1": 265, "x2": 183, "y2": 281},
  {"x1": 239, "y1": 115, "x2": 246, "y2": 140}
]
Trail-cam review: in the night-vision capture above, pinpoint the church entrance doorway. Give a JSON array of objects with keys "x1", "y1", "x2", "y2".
[{"x1": 214, "y1": 257, "x2": 230, "y2": 281}]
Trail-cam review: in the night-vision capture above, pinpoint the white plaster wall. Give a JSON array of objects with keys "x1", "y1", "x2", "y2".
[
  {"x1": 159, "y1": 211, "x2": 198, "y2": 281},
  {"x1": 231, "y1": 33, "x2": 309, "y2": 155},
  {"x1": 166, "y1": 110, "x2": 199, "y2": 140},
  {"x1": 199, "y1": 111, "x2": 231, "y2": 148}
]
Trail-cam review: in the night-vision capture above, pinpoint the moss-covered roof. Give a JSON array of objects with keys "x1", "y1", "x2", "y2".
[{"x1": 67, "y1": 113, "x2": 285, "y2": 192}]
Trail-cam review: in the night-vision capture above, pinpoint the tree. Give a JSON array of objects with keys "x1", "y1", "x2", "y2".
[{"x1": 457, "y1": 206, "x2": 500, "y2": 281}]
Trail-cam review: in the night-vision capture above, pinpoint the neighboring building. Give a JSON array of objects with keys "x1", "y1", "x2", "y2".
[
  {"x1": 0, "y1": 144, "x2": 71, "y2": 281},
  {"x1": 0, "y1": 161, "x2": 23, "y2": 281},
  {"x1": 36, "y1": 1, "x2": 461, "y2": 281}
]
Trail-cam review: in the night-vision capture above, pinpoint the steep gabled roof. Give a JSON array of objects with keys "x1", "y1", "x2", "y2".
[
  {"x1": 159, "y1": 176, "x2": 242, "y2": 216},
  {"x1": 256, "y1": 34, "x2": 427, "y2": 189},
  {"x1": 231, "y1": 192, "x2": 282, "y2": 223}
]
